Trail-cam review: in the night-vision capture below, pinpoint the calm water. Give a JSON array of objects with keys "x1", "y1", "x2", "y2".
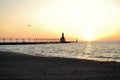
[{"x1": 0, "y1": 41, "x2": 120, "y2": 62}]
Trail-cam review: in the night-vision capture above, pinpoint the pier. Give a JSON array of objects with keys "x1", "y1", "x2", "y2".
[
  {"x1": 0, "y1": 33, "x2": 75, "y2": 45},
  {"x1": 0, "y1": 38, "x2": 58, "y2": 45},
  {"x1": 0, "y1": 38, "x2": 74, "y2": 45}
]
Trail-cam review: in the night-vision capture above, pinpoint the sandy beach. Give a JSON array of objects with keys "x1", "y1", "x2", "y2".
[{"x1": 0, "y1": 51, "x2": 120, "y2": 80}]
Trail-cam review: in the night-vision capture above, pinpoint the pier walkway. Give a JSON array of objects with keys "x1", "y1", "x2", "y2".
[{"x1": 0, "y1": 38, "x2": 73, "y2": 45}]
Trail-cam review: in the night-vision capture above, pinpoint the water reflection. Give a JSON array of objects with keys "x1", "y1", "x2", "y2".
[
  {"x1": 0, "y1": 42, "x2": 120, "y2": 62},
  {"x1": 84, "y1": 42, "x2": 93, "y2": 54}
]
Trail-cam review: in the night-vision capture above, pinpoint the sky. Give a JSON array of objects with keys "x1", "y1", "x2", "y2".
[{"x1": 0, "y1": 0, "x2": 120, "y2": 41}]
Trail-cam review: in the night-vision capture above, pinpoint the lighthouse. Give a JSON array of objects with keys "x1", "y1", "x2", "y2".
[{"x1": 60, "y1": 33, "x2": 66, "y2": 43}]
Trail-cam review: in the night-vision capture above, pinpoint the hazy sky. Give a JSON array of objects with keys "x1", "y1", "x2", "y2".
[{"x1": 0, "y1": 0, "x2": 120, "y2": 41}]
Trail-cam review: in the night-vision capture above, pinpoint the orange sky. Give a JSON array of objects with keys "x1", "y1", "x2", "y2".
[
  {"x1": 0, "y1": 0, "x2": 120, "y2": 41},
  {"x1": 99, "y1": 30, "x2": 120, "y2": 41}
]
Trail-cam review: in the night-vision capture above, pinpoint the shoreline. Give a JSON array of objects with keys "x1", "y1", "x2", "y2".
[{"x1": 0, "y1": 51, "x2": 120, "y2": 80}]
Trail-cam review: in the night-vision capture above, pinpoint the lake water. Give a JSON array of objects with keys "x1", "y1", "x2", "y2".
[{"x1": 0, "y1": 41, "x2": 120, "y2": 62}]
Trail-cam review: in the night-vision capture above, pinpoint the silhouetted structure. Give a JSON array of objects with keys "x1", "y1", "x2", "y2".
[
  {"x1": 60, "y1": 33, "x2": 66, "y2": 43},
  {"x1": 75, "y1": 39, "x2": 77, "y2": 43},
  {"x1": 0, "y1": 34, "x2": 74, "y2": 45}
]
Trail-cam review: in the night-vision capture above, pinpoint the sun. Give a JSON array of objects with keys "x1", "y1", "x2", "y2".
[
  {"x1": 33, "y1": 0, "x2": 120, "y2": 41},
  {"x1": 84, "y1": 32, "x2": 95, "y2": 41}
]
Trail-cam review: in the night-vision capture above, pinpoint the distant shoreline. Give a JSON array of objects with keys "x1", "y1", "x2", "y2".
[{"x1": 0, "y1": 51, "x2": 120, "y2": 80}]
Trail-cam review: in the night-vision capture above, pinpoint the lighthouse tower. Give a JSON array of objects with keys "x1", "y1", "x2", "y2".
[{"x1": 60, "y1": 33, "x2": 66, "y2": 43}]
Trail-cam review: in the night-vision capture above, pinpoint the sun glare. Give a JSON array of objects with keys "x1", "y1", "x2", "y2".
[
  {"x1": 84, "y1": 32, "x2": 94, "y2": 41},
  {"x1": 0, "y1": 0, "x2": 120, "y2": 41},
  {"x1": 35, "y1": 0, "x2": 120, "y2": 41}
]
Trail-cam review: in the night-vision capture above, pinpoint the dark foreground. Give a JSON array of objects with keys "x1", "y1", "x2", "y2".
[{"x1": 0, "y1": 51, "x2": 120, "y2": 80}]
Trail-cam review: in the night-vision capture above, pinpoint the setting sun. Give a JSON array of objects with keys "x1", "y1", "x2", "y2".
[
  {"x1": 83, "y1": 32, "x2": 94, "y2": 41},
  {"x1": 0, "y1": 0, "x2": 120, "y2": 41},
  {"x1": 0, "y1": 1, "x2": 120, "y2": 79}
]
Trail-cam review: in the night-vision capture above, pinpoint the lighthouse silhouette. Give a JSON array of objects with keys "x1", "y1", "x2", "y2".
[{"x1": 60, "y1": 33, "x2": 66, "y2": 43}]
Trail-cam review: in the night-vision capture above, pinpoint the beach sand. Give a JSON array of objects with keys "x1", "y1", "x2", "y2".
[{"x1": 0, "y1": 51, "x2": 120, "y2": 80}]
